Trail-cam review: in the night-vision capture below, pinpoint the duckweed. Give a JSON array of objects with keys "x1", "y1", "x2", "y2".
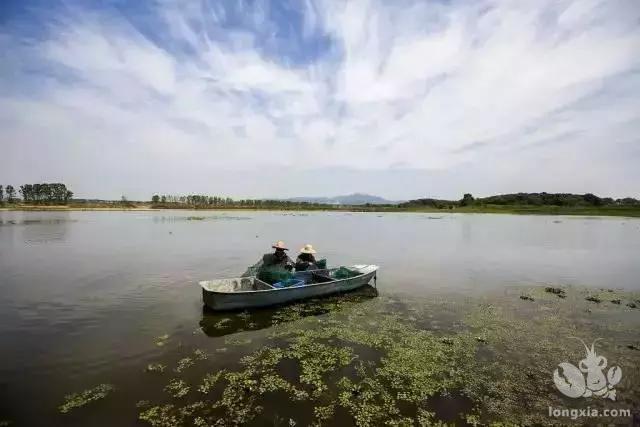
[
  {"x1": 128, "y1": 285, "x2": 639, "y2": 426},
  {"x1": 214, "y1": 318, "x2": 231, "y2": 329},
  {"x1": 225, "y1": 336, "x2": 252, "y2": 346},
  {"x1": 198, "y1": 371, "x2": 225, "y2": 394},
  {"x1": 59, "y1": 384, "x2": 114, "y2": 413},
  {"x1": 146, "y1": 363, "x2": 166, "y2": 373},
  {"x1": 165, "y1": 379, "x2": 190, "y2": 398},
  {"x1": 174, "y1": 357, "x2": 194, "y2": 373},
  {"x1": 136, "y1": 400, "x2": 150, "y2": 408},
  {"x1": 193, "y1": 349, "x2": 208, "y2": 360},
  {"x1": 155, "y1": 334, "x2": 170, "y2": 347}
]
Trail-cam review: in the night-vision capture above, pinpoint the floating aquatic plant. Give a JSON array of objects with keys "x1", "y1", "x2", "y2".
[
  {"x1": 198, "y1": 371, "x2": 225, "y2": 394},
  {"x1": 59, "y1": 384, "x2": 114, "y2": 414},
  {"x1": 136, "y1": 400, "x2": 150, "y2": 408},
  {"x1": 133, "y1": 286, "x2": 640, "y2": 426},
  {"x1": 165, "y1": 379, "x2": 190, "y2": 398},
  {"x1": 225, "y1": 336, "x2": 252, "y2": 346},
  {"x1": 155, "y1": 334, "x2": 170, "y2": 347},
  {"x1": 139, "y1": 404, "x2": 180, "y2": 427},
  {"x1": 193, "y1": 349, "x2": 208, "y2": 360},
  {"x1": 586, "y1": 295, "x2": 602, "y2": 303},
  {"x1": 214, "y1": 318, "x2": 231, "y2": 329},
  {"x1": 544, "y1": 287, "x2": 566, "y2": 298},
  {"x1": 146, "y1": 363, "x2": 166, "y2": 373},
  {"x1": 174, "y1": 357, "x2": 194, "y2": 373}
]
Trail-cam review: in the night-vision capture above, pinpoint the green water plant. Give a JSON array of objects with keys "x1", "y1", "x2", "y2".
[
  {"x1": 146, "y1": 363, "x2": 166, "y2": 373},
  {"x1": 165, "y1": 379, "x2": 190, "y2": 398},
  {"x1": 155, "y1": 334, "x2": 170, "y2": 347},
  {"x1": 174, "y1": 357, "x2": 194, "y2": 373},
  {"x1": 225, "y1": 336, "x2": 252, "y2": 346},
  {"x1": 193, "y1": 349, "x2": 208, "y2": 360},
  {"x1": 134, "y1": 286, "x2": 640, "y2": 426},
  {"x1": 198, "y1": 371, "x2": 225, "y2": 394},
  {"x1": 59, "y1": 384, "x2": 114, "y2": 414},
  {"x1": 214, "y1": 318, "x2": 231, "y2": 329}
]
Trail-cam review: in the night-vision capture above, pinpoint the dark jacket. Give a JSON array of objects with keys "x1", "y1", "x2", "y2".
[
  {"x1": 295, "y1": 253, "x2": 317, "y2": 271},
  {"x1": 262, "y1": 252, "x2": 294, "y2": 270}
]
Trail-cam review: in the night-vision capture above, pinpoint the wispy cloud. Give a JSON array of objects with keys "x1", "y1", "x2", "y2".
[{"x1": 1, "y1": 0, "x2": 639, "y2": 198}]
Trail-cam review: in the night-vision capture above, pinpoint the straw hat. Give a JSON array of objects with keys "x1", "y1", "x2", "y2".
[
  {"x1": 272, "y1": 240, "x2": 288, "y2": 250},
  {"x1": 300, "y1": 244, "x2": 317, "y2": 254}
]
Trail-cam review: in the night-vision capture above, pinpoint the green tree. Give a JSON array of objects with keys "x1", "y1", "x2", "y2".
[
  {"x1": 6, "y1": 185, "x2": 16, "y2": 202},
  {"x1": 151, "y1": 195, "x2": 160, "y2": 203},
  {"x1": 583, "y1": 193, "x2": 602, "y2": 206},
  {"x1": 0, "y1": 185, "x2": 4, "y2": 203},
  {"x1": 460, "y1": 193, "x2": 474, "y2": 207}
]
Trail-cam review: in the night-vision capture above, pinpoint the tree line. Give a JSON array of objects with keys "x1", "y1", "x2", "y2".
[
  {"x1": 150, "y1": 194, "x2": 337, "y2": 209},
  {"x1": 400, "y1": 192, "x2": 640, "y2": 208},
  {"x1": 0, "y1": 183, "x2": 73, "y2": 205}
]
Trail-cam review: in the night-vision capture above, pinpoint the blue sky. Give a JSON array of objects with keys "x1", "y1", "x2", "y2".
[{"x1": 1, "y1": 0, "x2": 639, "y2": 200}]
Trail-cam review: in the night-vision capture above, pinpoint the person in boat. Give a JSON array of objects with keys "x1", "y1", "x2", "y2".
[
  {"x1": 262, "y1": 241, "x2": 294, "y2": 270},
  {"x1": 255, "y1": 241, "x2": 295, "y2": 284},
  {"x1": 295, "y1": 244, "x2": 319, "y2": 271}
]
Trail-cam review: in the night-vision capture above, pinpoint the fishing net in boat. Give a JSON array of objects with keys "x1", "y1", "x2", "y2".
[
  {"x1": 257, "y1": 267, "x2": 294, "y2": 285},
  {"x1": 242, "y1": 260, "x2": 262, "y2": 277},
  {"x1": 244, "y1": 258, "x2": 328, "y2": 277},
  {"x1": 242, "y1": 257, "x2": 294, "y2": 284},
  {"x1": 332, "y1": 266, "x2": 360, "y2": 279}
]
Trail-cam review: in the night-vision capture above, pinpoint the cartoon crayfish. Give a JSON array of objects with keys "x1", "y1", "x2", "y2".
[{"x1": 553, "y1": 338, "x2": 622, "y2": 400}]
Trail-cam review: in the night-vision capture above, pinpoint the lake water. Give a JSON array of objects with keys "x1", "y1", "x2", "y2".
[{"x1": 1, "y1": 210, "x2": 639, "y2": 425}]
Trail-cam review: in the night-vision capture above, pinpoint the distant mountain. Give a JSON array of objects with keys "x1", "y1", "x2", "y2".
[{"x1": 285, "y1": 193, "x2": 396, "y2": 205}]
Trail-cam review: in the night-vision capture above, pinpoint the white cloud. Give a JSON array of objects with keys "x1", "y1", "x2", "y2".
[{"x1": 1, "y1": 0, "x2": 639, "y2": 199}]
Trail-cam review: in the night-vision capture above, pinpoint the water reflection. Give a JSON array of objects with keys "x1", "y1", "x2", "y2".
[
  {"x1": 0, "y1": 213, "x2": 75, "y2": 244},
  {"x1": 199, "y1": 285, "x2": 379, "y2": 337}
]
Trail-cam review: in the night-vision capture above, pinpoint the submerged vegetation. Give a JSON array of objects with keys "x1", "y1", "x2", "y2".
[{"x1": 51, "y1": 285, "x2": 639, "y2": 425}]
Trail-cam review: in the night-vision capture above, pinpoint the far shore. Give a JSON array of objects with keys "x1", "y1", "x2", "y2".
[{"x1": 2, "y1": 204, "x2": 640, "y2": 217}]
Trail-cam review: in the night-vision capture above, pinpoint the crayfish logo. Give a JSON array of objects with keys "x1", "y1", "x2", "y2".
[{"x1": 553, "y1": 338, "x2": 622, "y2": 400}]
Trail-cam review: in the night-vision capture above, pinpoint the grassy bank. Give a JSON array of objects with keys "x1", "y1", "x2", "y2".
[{"x1": 2, "y1": 203, "x2": 640, "y2": 217}]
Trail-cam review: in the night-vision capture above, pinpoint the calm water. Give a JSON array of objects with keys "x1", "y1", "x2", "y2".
[{"x1": 1, "y1": 210, "x2": 639, "y2": 425}]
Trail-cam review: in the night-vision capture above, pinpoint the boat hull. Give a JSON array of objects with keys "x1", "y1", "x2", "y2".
[{"x1": 201, "y1": 265, "x2": 378, "y2": 311}]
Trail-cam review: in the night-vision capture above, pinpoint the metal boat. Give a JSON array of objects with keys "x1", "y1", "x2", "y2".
[{"x1": 200, "y1": 265, "x2": 378, "y2": 311}]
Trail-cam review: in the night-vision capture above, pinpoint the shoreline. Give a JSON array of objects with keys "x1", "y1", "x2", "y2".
[{"x1": 1, "y1": 204, "x2": 640, "y2": 217}]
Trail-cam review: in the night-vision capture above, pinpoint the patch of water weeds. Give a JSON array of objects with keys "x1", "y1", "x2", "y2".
[
  {"x1": 146, "y1": 363, "x2": 166, "y2": 373},
  {"x1": 174, "y1": 357, "x2": 194, "y2": 373},
  {"x1": 58, "y1": 383, "x2": 114, "y2": 413},
  {"x1": 155, "y1": 334, "x2": 170, "y2": 347},
  {"x1": 165, "y1": 379, "x2": 190, "y2": 398},
  {"x1": 128, "y1": 286, "x2": 638, "y2": 426}
]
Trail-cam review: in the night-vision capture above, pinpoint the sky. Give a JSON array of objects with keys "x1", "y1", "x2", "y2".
[{"x1": 1, "y1": 0, "x2": 639, "y2": 200}]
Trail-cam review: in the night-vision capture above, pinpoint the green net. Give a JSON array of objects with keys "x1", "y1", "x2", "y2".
[
  {"x1": 333, "y1": 267, "x2": 359, "y2": 279},
  {"x1": 257, "y1": 266, "x2": 293, "y2": 285}
]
